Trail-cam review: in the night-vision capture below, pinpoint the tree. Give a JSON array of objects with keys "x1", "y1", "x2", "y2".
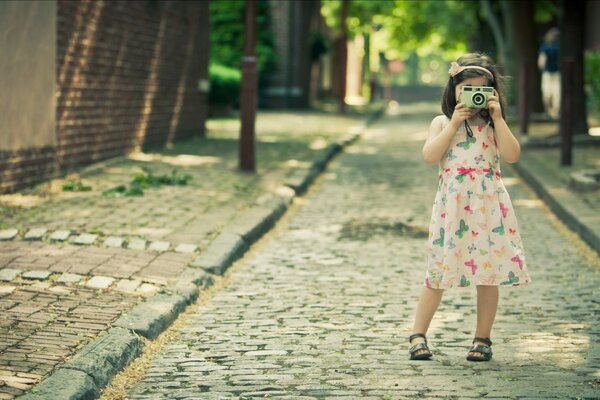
[
  {"x1": 507, "y1": 0, "x2": 542, "y2": 134},
  {"x1": 210, "y1": 0, "x2": 277, "y2": 81}
]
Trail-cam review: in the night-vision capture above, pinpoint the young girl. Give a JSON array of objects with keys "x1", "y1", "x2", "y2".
[{"x1": 409, "y1": 53, "x2": 531, "y2": 362}]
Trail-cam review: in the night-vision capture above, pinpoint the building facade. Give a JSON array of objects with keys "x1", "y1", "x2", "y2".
[{"x1": 0, "y1": 0, "x2": 209, "y2": 193}]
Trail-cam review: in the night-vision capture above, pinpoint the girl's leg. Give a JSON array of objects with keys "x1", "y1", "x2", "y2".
[
  {"x1": 411, "y1": 287, "x2": 444, "y2": 355},
  {"x1": 470, "y1": 285, "x2": 499, "y2": 356}
]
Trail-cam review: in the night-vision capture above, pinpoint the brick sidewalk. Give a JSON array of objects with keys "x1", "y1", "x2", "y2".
[{"x1": 0, "y1": 107, "x2": 376, "y2": 398}]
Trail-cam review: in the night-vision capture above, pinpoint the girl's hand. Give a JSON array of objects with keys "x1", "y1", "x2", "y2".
[
  {"x1": 451, "y1": 102, "x2": 478, "y2": 126},
  {"x1": 487, "y1": 91, "x2": 503, "y2": 121}
]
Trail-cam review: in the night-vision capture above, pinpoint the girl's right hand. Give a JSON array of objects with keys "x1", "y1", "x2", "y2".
[{"x1": 451, "y1": 102, "x2": 476, "y2": 125}]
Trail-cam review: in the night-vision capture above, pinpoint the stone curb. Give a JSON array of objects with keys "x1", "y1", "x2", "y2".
[
  {"x1": 513, "y1": 157, "x2": 600, "y2": 256},
  {"x1": 21, "y1": 105, "x2": 386, "y2": 400},
  {"x1": 20, "y1": 327, "x2": 142, "y2": 400},
  {"x1": 113, "y1": 293, "x2": 189, "y2": 340}
]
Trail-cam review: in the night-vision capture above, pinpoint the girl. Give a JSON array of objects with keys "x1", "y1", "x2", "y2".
[{"x1": 409, "y1": 53, "x2": 531, "y2": 362}]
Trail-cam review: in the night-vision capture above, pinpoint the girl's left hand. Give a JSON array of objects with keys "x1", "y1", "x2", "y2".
[{"x1": 487, "y1": 91, "x2": 502, "y2": 121}]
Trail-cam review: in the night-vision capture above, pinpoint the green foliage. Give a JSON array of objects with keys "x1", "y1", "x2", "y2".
[
  {"x1": 209, "y1": 63, "x2": 241, "y2": 106},
  {"x1": 132, "y1": 169, "x2": 192, "y2": 188},
  {"x1": 585, "y1": 51, "x2": 600, "y2": 115},
  {"x1": 534, "y1": 0, "x2": 558, "y2": 23},
  {"x1": 209, "y1": 0, "x2": 277, "y2": 77},
  {"x1": 321, "y1": 0, "x2": 474, "y2": 84},
  {"x1": 62, "y1": 180, "x2": 92, "y2": 192},
  {"x1": 382, "y1": 0, "x2": 475, "y2": 60},
  {"x1": 322, "y1": 0, "x2": 395, "y2": 35},
  {"x1": 102, "y1": 169, "x2": 192, "y2": 197}
]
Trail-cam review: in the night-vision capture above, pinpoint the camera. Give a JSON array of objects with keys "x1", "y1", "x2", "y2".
[{"x1": 460, "y1": 86, "x2": 494, "y2": 109}]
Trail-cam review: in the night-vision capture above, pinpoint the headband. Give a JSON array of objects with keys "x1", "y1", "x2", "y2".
[{"x1": 448, "y1": 61, "x2": 494, "y2": 81}]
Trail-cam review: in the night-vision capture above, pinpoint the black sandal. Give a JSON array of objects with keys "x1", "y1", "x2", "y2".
[
  {"x1": 466, "y1": 337, "x2": 493, "y2": 362},
  {"x1": 409, "y1": 333, "x2": 432, "y2": 360}
]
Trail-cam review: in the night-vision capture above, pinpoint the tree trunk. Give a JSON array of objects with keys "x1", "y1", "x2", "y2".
[
  {"x1": 507, "y1": 0, "x2": 544, "y2": 116},
  {"x1": 508, "y1": 0, "x2": 542, "y2": 134},
  {"x1": 559, "y1": 0, "x2": 588, "y2": 136},
  {"x1": 480, "y1": 0, "x2": 506, "y2": 66},
  {"x1": 338, "y1": 0, "x2": 349, "y2": 113}
]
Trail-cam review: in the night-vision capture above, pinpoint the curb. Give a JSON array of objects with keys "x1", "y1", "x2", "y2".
[
  {"x1": 512, "y1": 157, "x2": 600, "y2": 256},
  {"x1": 21, "y1": 327, "x2": 142, "y2": 400},
  {"x1": 24, "y1": 105, "x2": 386, "y2": 399}
]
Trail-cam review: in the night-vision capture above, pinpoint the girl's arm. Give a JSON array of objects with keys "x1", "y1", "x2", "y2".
[
  {"x1": 423, "y1": 104, "x2": 472, "y2": 164},
  {"x1": 491, "y1": 118, "x2": 521, "y2": 163},
  {"x1": 487, "y1": 93, "x2": 521, "y2": 164}
]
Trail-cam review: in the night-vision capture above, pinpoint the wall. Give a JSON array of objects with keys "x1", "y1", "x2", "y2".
[
  {"x1": 0, "y1": 0, "x2": 57, "y2": 192},
  {"x1": 56, "y1": 0, "x2": 209, "y2": 172},
  {"x1": 0, "y1": 0, "x2": 209, "y2": 193}
]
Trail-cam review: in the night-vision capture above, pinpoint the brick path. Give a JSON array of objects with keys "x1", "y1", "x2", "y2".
[
  {"x1": 119, "y1": 104, "x2": 600, "y2": 399},
  {"x1": 0, "y1": 109, "x2": 370, "y2": 399}
]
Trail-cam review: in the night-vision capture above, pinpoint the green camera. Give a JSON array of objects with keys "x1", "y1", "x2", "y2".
[{"x1": 460, "y1": 86, "x2": 494, "y2": 109}]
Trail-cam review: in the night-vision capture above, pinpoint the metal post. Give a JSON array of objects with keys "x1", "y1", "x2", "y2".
[
  {"x1": 560, "y1": 59, "x2": 573, "y2": 166},
  {"x1": 240, "y1": 0, "x2": 257, "y2": 172}
]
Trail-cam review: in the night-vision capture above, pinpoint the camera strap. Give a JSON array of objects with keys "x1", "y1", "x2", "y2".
[{"x1": 464, "y1": 121, "x2": 474, "y2": 138}]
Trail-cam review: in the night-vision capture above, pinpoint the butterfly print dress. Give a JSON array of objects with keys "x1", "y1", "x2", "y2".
[{"x1": 425, "y1": 119, "x2": 531, "y2": 289}]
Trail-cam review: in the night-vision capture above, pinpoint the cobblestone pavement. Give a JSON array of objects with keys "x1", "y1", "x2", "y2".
[
  {"x1": 0, "y1": 109, "x2": 370, "y2": 398},
  {"x1": 121, "y1": 103, "x2": 600, "y2": 399}
]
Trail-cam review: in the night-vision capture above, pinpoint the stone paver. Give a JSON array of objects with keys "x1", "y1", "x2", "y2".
[
  {"x1": 49, "y1": 230, "x2": 71, "y2": 241},
  {"x1": 73, "y1": 233, "x2": 98, "y2": 245},
  {"x1": 148, "y1": 241, "x2": 170, "y2": 253},
  {"x1": 127, "y1": 239, "x2": 147, "y2": 250},
  {"x1": 123, "y1": 105, "x2": 600, "y2": 399},
  {"x1": 174, "y1": 243, "x2": 197, "y2": 254},
  {"x1": 23, "y1": 228, "x2": 47, "y2": 241},
  {"x1": 115, "y1": 279, "x2": 142, "y2": 293},
  {"x1": 104, "y1": 236, "x2": 125, "y2": 248},
  {"x1": 0, "y1": 269, "x2": 21, "y2": 282},
  {"x1": 0, "y1": 229, "x2": 19, "y2": 240},
  {"x1": 85, "y1": 276, "x2": 115, "y2": 290},
  {"x1": 56, "y1": 273, "x2": 84, "y2": 284},
  {"x1": 21, "y1": 271, "x2": 52, "y2": 281}
]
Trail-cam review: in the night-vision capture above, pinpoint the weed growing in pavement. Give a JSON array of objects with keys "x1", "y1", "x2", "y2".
[
  {"x1": 61, "y1": 180, "x2": 92, "y2": 192},
  {"x1": 102, "y1": 168, "x2": 192, "y2": 197}
]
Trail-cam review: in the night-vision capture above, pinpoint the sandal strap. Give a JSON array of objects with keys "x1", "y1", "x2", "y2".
[
  {"x1": 473, "y1": 337, "x2": 492, "y2": 346},
  {"x1": 469, "y1": 345, "x2": 492, "y2": 354},
  {"x1": 409, "y1": 333, "x2": 427, "y2": 343},
  {"x1": 409, "y1": 342, "x2": 431, "y2": 355}
]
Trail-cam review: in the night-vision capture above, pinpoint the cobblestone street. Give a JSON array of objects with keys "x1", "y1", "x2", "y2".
[{"x1": 115, "y1": 104, "x2": 600, "y2": 399}]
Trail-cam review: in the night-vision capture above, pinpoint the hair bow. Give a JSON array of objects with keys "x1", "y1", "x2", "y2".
[{"x1": 448, "y1": 61, "x2": 494, "y2": 81}]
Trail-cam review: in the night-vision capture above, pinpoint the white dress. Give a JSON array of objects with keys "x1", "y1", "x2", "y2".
[{"x1": 425, "y1": 118, "x2": 531, "y2": 289}]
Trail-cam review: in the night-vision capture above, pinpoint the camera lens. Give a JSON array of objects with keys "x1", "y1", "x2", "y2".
[{"x1": 472, "y1": 93, "x2": 485, "y2": 106}]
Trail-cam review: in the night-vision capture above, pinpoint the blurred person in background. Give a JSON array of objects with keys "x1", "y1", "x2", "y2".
[{"x1": 538, "y1": 27, "x2": 560, "y2": 119}]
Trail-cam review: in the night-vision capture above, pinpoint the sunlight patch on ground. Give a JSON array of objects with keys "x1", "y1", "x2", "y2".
[
  {"x1": 501, "y1": 177, "x2": 520, "y2": 187},
  {"x1": 345, "y1": 145, "x2": 379, "y2": 155},
  {"x1": 512, "y1": 332, "x2": 590, "y2": 369},
  {"x1": 0, "y1": 194, "x2": 46, "y2": 207},
  {"x1": 309, "y1": 138, "x2": 328, "y2": 150},
  {"x1": 282, "y1": 159, "x2": 312, "y2": 168},
  {"x1": 513, "y1": 198, "x2": 544, "y2": 208},
  {"x1": 129, "y1": 152, "x2": 221, "y2": 166}
]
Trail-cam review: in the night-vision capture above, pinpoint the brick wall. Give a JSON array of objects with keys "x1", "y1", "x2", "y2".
[{"x1": 1, "y1": 0, "x2": 209, "y2": 193}]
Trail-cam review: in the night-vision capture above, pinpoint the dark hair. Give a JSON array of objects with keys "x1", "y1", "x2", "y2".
[{"x1": 441, "y1": 53, "x2": 507, "y2": 126}]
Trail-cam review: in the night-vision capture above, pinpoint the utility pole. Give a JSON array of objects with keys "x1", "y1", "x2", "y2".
[{"x1": 240, "y1": 0, "x2": 257, "y2": 171}]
